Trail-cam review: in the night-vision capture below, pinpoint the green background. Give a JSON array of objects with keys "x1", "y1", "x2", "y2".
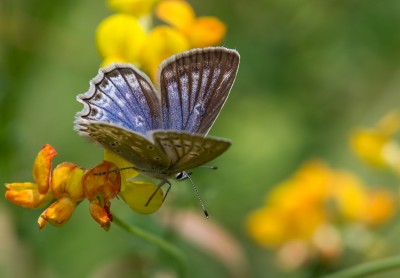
[{"x1": 2, "y1": 0, "x2": 400, "y2": 277}]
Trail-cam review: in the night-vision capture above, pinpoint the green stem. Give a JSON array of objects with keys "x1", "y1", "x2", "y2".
[
  {"x1": 113, "y1": 214, "x2": 187, "y2": 277},
  {"x1": 322, "y1": 254, "x2": 400, "y2": 278}
]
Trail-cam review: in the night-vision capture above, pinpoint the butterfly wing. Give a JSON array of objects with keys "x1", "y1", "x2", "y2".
[
  {"x1": 151, "y1": 130, "x2": 231, "y2": 174},
  {"x1": 77, "y1": 122, "x2": 170, "y2": 171},
  {"x1": 158, "y1": 47, "x2": 240, "y2": 135},
  {"x1": 75, "y1": 63, "x2": 162, "y2": 136}
]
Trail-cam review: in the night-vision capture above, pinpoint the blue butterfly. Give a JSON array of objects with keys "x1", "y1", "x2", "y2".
[{"x1": 75, "y1": 47, "x2": 239, "y2": 215}]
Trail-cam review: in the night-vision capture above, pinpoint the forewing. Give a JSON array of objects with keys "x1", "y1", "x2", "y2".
[
  {"x1": 158, "y1": 47, "x2": 240, "y2": 135},
  {"x1": 75, "y1": 63, "x2": 162, "y2": 136},
  {"x1": 151, "y1": 130, "x2": 231, "y2": 174},
  {"x1": 77, "y1": 122, "x2": 170, "y2": 171}
]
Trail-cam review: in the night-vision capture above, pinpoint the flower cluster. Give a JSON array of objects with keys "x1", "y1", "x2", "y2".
[
  {"x1": 96, "y1": 0, "x2": 226, "y2": 80},
  {"x1": 351, "y1": 110, "x2": 400, "y2": 172},
  {"x1": 5, "y1": 145, "x2": 163, "y2": 230},
  {"x1": 246, "y1": 160, "x2": 395, "y2": 269}
]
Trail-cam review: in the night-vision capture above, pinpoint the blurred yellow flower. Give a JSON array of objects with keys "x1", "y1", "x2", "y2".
[
  {"x1": 96, "y1": 0, "x2": 226, "y2": 80},
  {"x1": 96, "y1": 13, "x2": 147, "y2": 67},
  {"x1": 155, "y1": 0, "x2": 226, "y2": 47},
  {"x1": 246, "y1": 160, "x2": 396, "y2": 268},
  {"x1": 350, "y1": 110, "x2": 400, "y2": 171},
  {"x1": 107, "y1": 0, "x2": 158, "y2": 17},
  {"x1": 140, "y1": 25, "x2": 190, "y2": 79}
]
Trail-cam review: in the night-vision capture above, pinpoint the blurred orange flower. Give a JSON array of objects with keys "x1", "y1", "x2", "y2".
[{"x1": 246, "y1": 160, "x2": 396, "y2": 269}]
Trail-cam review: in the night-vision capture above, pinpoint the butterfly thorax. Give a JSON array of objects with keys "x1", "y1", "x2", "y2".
[{"x1": 138, "y1": 167, "x2": 176, "y2": 180}]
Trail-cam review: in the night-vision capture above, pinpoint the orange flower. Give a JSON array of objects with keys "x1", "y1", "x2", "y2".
[
  {"x1": 38, "y1": 162, "x2": 85, "y2": 229},
  {"x1": 82, "y1": 160, "x2": 121, "y2": 230}
]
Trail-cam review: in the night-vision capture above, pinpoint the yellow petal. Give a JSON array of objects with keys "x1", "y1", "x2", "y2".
[
  {"x1": 33, "y1": 144, "x2": 57, "y2": 194},
  {"x1": 104, "y1": 149, "x2": 138, "y2": 191},
  {"x1": 51, "y1": 162, "x2": 85, "y2": 202},
  {"x1": 350, "y1": 128, "x2": 389, "y2": 167},
  {"x1": 140, "y1": 26, "x2": 190, "y2": 80},
  {"x1": 108, "y1": 0, "x2": 158, "y2": 17},
  {"x1": 89, "y1": 200, "x2": 111, "y2": 231},
  {"x1": 186, "y1": 17, "x2": 226, "y2": 48},
  {"x1": 331, "y1": 172, "x2": 367, "y2": 221},
  {"x1": 39, "y1": 197, "x2": 76, "y2": 228},
  {"x1": 155, "y1": 0, "x2": 195, "y2": 29},
  {"x1": 120, "y1": 181, "x2": 163, "y2": 214},
  {"x1": 96, "y1": 13, "x2": 147, "y2": 64},
  {"x1": 82, "y1": 161, "x2": 121, "y2": 201},
  {"x1": 5, "y1": 182, "x2": 53, "y2": 209}
]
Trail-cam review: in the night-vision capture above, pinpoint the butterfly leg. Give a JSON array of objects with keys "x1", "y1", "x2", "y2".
[
  {"x1": 145, "y1": 179, "x2": 170, "y2": 206},
  {"x1": 162, "y1": 181, "x2": 172, "y2": 203}
]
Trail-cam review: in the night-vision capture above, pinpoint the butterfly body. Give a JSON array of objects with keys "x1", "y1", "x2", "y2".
[{"x1": 75, "y1": 47, "x2": 239, "y2": 180}]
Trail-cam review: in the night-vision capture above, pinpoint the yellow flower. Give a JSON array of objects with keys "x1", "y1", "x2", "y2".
[
  {"x1": 155, "y1": 0, "x2": 226, "y2": 47},
  {"x1": 140, "y1": 25, "x2": 190, "y2": 80},
  {"x1": 96, "y1": 13, "x2": 147, "y2": 67},
  {"x1": 107, "y1": 0, "x2": 158, "y2": 17},
  {"x1": 5, "y1": 144, "x2": 56, "y2": 208},
  {"x1": 119, "y1": 181, "x2": 164, "y2": 214}
]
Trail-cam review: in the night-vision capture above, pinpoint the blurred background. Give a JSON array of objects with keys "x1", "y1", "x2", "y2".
[{"x1": 2, "y1": 0, "x2": 400, "y2": 277}]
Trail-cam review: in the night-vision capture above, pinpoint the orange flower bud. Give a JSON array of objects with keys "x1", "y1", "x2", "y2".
[
  {"x1": 89, "y1": 200, "x2": 111, "y2": 231},
  {"x1": 33, "y1": 144, "x2": 57, "y2": 194},
  {"x1": 39, "y1": 197, "x2": 76, "y2": 229}
]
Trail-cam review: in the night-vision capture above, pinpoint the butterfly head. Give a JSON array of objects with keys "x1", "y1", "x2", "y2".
[{"x1": 175, "y1": 171, "x2": 190, "y2": 181}]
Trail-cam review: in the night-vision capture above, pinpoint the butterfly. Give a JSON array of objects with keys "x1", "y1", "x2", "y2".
[{"x1": 74, "y1": 47, "x2": 240, "y2": 214}]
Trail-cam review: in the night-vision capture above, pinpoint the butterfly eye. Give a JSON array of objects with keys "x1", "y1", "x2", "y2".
[{"x1": 175, "y1": 172, "x2": 187, "y2": 180}]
